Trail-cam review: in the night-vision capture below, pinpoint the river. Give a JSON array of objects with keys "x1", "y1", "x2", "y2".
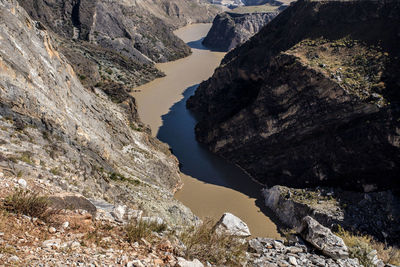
[{"x1": 132, "y1": 23, "x2": 280, "y2": 238}]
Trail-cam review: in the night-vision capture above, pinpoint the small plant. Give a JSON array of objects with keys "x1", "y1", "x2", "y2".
[
  {"x1": 337, "y1": 226, "x2": 400, "y2": 266},
  {"x1": 1, "y1": 189, "x2": 55, "y2": 221},
  {"x1": 129, "y1": 123, "x2": 142, "y2": 132},
  {"x1": 179, "y1": 219, "x2": 247, "y2": 265},
  {"x1": 109, "y1": 172, "x2": 141, "y2": 185},
  {"x1": 19, "y1": 151, "x2": 33, "y2": 165},
  {"x1": 125, "y1": 220, "x2": 167, "y2": 243},
  {"x1": 50, "y1": 167, "x2": 61, "y2": 176}
]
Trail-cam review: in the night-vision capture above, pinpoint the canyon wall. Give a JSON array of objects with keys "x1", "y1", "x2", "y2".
[{"x1": 188, "y1": 0, "x2": 400, "y2": 192}]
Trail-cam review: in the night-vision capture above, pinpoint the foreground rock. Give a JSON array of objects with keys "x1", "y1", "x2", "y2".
[
  {"x1": 248, "y1": 237, "x2": 361, "y2": 267},
  {"x1": 188, "y1": 0, "x2": 400, "y2": 192},
  {"x1": 263, "y1": 185, "x2": 400, "y2": 245},
  {"x1": 215, "y1": 212, "x2": 251, "y2": 237},
  {"x1": 299, "y1": 216, "x2": 349, "y2": 260},
  {"x1": 203, "y1": 10, "x2": 279, "y2": 51}
]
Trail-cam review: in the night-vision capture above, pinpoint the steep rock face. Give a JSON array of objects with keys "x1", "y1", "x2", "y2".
[
  {"x1": 136, "y1": 0, "x2": 221, "y2": 29},
  {"x1": 16, "y1": 0, "x2": 219, "y2": 126},
  {"x1": 0, "y1": 0, "x2": 197, "y2": 225},
  {"x1": 187, "y1": 0, "x2": 400, "y2": 192},
  {"x1": 203, "y1": 11, "x2": 279, "y2": 51},
  {"x1": 17, "y1": 0, "x2": 191, "y2": 63}
]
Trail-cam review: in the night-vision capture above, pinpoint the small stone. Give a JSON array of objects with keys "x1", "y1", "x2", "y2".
[
  {"x1": 62, "y1": 221, "x2": 69, "y2": 229},
  {"x1": 42, "y1": 239, "x2": 61, "y2": 249},
  {"x1": 288, "y1": 256, "x2": 297, "y2": 265},
  {"x1": 70, "y1": 241, "x2": 80, "y2": 250},
  {"x1": 18, "y1": 178, "x2": 27, "y2": 188},
  {"x1": 127, "y1": 260, "x2": 145, "y2": 267},
  {"x1": 48, "y1": 227, "x2": 57, "y2": 234},
  {"x1": 9, "y1": 255, "x2": 19, "y2": 262},
  {"x1": 111, "y1": 205, "x2": 127, "y2": 222}
]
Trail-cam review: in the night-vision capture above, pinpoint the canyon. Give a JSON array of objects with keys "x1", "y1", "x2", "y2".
[{"x1": 0, "y1": 0, "x2": 399, "y2": 266}]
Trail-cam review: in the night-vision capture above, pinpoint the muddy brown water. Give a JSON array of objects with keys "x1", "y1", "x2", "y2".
[{"x1": 133, "y1": 23, "x2": 280, "y2": 238}]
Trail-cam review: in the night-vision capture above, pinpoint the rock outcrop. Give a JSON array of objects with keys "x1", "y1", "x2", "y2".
[
  {"x1": 0, "y1": 0, "x2": 197, "y2": 225},
  {"x1": 203, "y1": 11, "x2": 279, "y2": 51},
  {"x1": 263, "y1": 185, "x2": 400, "y2": 245},
  {"x1": 299, "y1": 216, "x2": 349, "y2": 260},
  {"x1": 187, "y1": 0, "x2": 400, "y2": 192}
]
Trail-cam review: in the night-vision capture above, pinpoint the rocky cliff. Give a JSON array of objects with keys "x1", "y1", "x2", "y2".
[
  {"x1": 187, "y1": 0, "x2": 400, "y2": 192},
  {"x1": 16, "y1": 0, "x2": 220, "y2": 120},
  {"x1": 203, "y1": 11, "x2": 279, "y2": 51},
  {"x1": 0, "y1": 0, "x2": 197, "y2": 225}
]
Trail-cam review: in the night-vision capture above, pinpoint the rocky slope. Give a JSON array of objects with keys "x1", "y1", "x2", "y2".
[
  {"x1": 0, "y1": 0, "x2": 197, "y2": 226},
  {"x1": 187, "y1": 0, "x2": 400, "y2": 192},
  {"x1": 16, "y1": 0, "x2": 220, "y2": 119},
  {"x1": 203, "y1": 11, "x2": 279, "y2": 51}
]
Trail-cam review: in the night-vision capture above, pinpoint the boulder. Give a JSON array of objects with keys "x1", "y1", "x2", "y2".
[
  {"x1": 214, "y1": 212, "x2": 251, "y2": 237},
  {"x1": 49, "y1": 193, "x2": 96, "y2": 214},
  {"x1": 298, "y1": 216, "x2": 349, "y2": 259},
  {"x1": 176, "y1": 257, "x2": 203, "y2": 267},
  {"x1": 111, "y1": 205, "x2": 127, "y2": 222}
]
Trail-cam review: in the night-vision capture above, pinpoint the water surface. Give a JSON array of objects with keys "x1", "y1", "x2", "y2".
[{"x1": 133, "y1": 24, "x2": 280, "y2": 238}]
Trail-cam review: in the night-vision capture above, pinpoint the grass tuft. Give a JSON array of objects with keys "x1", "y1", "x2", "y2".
[
  {"x1": 337, "y1": 226, "x2": 400, "y2": 266},
  {"x1": 179, "y1": 218, "x2": 247, "y2": 265},
  {"x1": 1, "y1": 189, "x2": 56, "y2": 222},
  {"x1": 125, "y1": 220, "x2": 167, "y2": 243}
]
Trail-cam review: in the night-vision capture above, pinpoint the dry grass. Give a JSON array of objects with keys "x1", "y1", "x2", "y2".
[
  {"x1": 1, "y1": 189, "x2": 58, "y2": 222},
  {"x1": 125, "y1": 220, "x2": 167, "y2": 243},
  {"x1": 337, "y1": 227, "x2": 400, "y2": 266},
  {"x1": 179, "y1": 218, "x2": 247, "y2": 266}
]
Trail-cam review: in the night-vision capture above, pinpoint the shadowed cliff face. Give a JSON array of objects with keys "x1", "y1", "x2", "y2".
[
  {"x1": 187, "y1": 0, "x2": 400, "y2": 192},
  {"x1": 202, "y1": 11, "x2": 279, "y2": 51}
]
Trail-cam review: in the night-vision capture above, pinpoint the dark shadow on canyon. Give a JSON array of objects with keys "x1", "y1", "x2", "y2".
[
  {"x1": 187, "y1": 37, "x2": 228, "y2": 52},
  {"x1": 157, "y1": 85, "x2": 282, "y2": 230}
]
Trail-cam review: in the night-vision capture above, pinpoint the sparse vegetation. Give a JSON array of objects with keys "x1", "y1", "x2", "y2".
[
  {"x1": 19, "y1": 151, "x2": 33, "y2": 165},
  {"x1": 50, "y1": 167, "x2": 61, "y2": 176},
  {"x1": 290, "y1": 37, "x2": 389, "y2": 106},
  {"x1": 129, "y1": 122, "x2": 142, "y2": 132},
  {"x1": 337, "y1": 227, "x2": 400, "y2": 266},
  {"x1": 125, "y1": 220, "x2": 167, "y2": 243},
  {"x1": 109, "y1": 172, "x2": 141, "y2": 185},
  {"x1": 179, "y1": 219, "x2": 247, "y2": 265},
  {"x1": 1, "y1": 189, "x2": 56, "y2": 221}
]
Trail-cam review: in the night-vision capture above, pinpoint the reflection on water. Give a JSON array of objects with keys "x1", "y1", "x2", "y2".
[{"x1": 133, "y1": 24, "x2": 280, "y2": 238}]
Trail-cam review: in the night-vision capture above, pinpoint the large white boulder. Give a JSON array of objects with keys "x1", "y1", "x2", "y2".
[
  {"x1": 176, "y1": 257, "x2": 204, "y2": 267},
  {"x1": 215, "y1": 212, "x2": 251, "y2": 237}
]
